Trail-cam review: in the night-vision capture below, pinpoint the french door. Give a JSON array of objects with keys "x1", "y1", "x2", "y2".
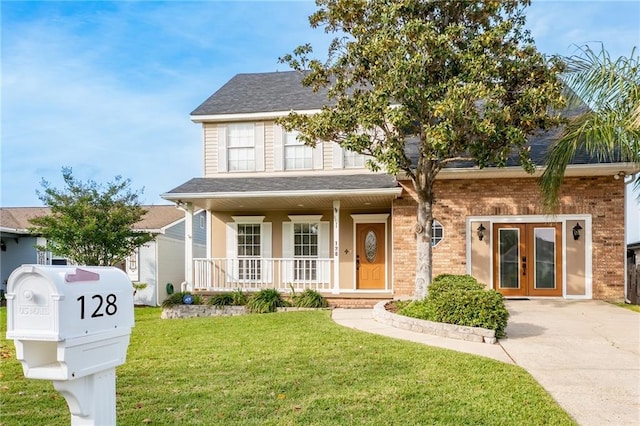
[{"x1": 493, "y1": 223, "x2": 563, "y2": 297}]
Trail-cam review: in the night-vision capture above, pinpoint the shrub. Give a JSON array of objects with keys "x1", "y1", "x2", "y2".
[
  {"x1": 246, "y1": 289, "x2": 290, "y2": 313},
  {"x1": 207, "y1": 293, "x2": 234, "y2": 306},
  {"x1": 291, "y1": 288, "x2": 328, "y2": 308},
  {"x1": 230, "y1": 289, "x2": 248, "y2": 306},
  {"x1": 161, "y1": 292, "x2": 203, "y2": 307},
  {"x1": 207, "y1": 289, "x2": 248, "y2": 306},
  {"x1": 397, "y1": 299, "x2": 435, "y2": 320},
  {"x1": 397, "y1": 274, "x2": 509, "y2": 337},
  {"x1": 428, "y1": 274, "x2": 485, "y2": 300},
  {"x1": 430, "y1": 289, "x2": 509, "y2": 337}
]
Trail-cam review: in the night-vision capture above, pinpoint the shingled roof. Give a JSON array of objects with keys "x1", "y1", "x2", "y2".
[
  {"x1": 0, "y1": 206, "x2": 184, "y2": 234},
  {"x1": 191, "y1": 71, "x2": 332, "y2": 116},
  {"x1": 165, "y1": 173, "x2": 400, "y2": 196}
]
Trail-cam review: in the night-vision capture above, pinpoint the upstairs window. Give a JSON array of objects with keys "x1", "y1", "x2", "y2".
[
  {"x1": 228, "y1": 123, "x2": 255, "y2": 171},
  {"x1": 284, "y1": 130, "x2": 313, "y2": 170},
  {"x1": 343, "y1": 149, "x2": 366, "y2": 168}
]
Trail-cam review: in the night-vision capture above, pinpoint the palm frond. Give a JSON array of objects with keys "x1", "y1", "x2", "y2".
[{"x1": 541, "y1": 44, "x2": 640, "y2": 211}]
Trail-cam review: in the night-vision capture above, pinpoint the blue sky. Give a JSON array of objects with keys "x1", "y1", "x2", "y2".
[{"x1": 1, "y1": 0, "x2": 639, "y2": 237}]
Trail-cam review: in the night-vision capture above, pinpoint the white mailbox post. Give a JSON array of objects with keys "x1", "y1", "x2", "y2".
[{"x1": 5, "y1": 265, "x2": 135, "y2": 425}]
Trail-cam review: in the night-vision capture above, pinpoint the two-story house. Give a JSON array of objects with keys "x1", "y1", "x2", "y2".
[{"x1": 162, "y1": 71, "x2": 638, "y2": 306}]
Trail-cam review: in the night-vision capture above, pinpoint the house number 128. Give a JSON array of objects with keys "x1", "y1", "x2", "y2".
[{"x1": 77, "y1": 294, "x2": 118, "y2": 319}]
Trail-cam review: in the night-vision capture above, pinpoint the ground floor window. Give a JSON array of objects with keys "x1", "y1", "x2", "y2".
[
  {"x1": 294, "y1": 223, "x2": 318, "y2": 281},
  {"x1": 237, "y1": 223, "x2": 261, "y2": 280}
]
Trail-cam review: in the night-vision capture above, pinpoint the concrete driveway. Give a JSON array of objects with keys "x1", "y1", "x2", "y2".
[{"x1": 500, "y1": 300, "x2": 640, "y2": 426}]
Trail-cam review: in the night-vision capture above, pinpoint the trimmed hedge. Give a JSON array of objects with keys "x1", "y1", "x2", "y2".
[
  {"x1": 430, "y1": 289, "x2": 509, "y2": 337},
  {"x1": 397, "y1": 274, "x2": 509, "y2": 338}
]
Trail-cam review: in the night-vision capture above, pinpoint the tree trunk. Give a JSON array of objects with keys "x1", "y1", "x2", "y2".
[{"x1": 412, "y1": 163, "x2": 436, "y2": 300}]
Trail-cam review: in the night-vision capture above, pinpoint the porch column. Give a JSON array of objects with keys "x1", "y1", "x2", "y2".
[
  {"x1": 178, "y1": 202, "x2": 194, "y2": 291},
  {"x1": 333, "y1": 200, "x2": 340, "y2": 294}
]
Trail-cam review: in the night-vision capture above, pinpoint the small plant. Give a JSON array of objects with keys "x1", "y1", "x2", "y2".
[
  {"x1": 207, "y1": 289, "x2": 248, "y2": 306},
  {"x1": 162, "y1": 292, "x2": 202, "y2": 308},
  {"x1": 291, "y1": 288, "x2": 328, "y2": 308},
  {"x1": 132, "y1": 282, "x2": 147, "y2": 295},
  {"x1": 208, "y1": 293, "x2": 234, "y2": 306},
  {"x1": 246, "y1": 289, "x2": 289, "y2": 313}
]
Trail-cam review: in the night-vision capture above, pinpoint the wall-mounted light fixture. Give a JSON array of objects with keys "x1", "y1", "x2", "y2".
[
  {"x1": 572, "y1": 223, "x2": 583, "y2": 241},
  {"x1": 477, "y1": 224, "x2": 486, "y2": 241},
  {"x1": 0, "y1": 240, "x2": 6, "y2": 251}
]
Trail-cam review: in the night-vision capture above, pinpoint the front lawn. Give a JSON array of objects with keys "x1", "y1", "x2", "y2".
[{"x1": 0, "y1": 307, "x2": 574, "y2": 425}]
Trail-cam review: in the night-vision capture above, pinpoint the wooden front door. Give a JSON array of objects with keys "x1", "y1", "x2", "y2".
[
  {"x1": 493, "y1": 223, "x2": 563, "y2": 297},
  {"x1": 356, "y1": 223, "x2": 386, "y2": 289}
]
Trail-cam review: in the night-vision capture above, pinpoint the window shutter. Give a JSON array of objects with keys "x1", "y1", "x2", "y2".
[
  {"x1": 217, "y1": 125, "x2": 228, "y2": 173},
  {"x1": 255, "y1": 122, "x2": 265, "y2": 171},
  {"x1": 313, "y1": 142, "x2": 323, "y2": 170},
  {"x1": 226, "y1": 223, "x2": 237, "y2": 281},
  {"x1": 318, "y1": 222, "x2": 330, "y2": 284},
  {"x1": 332, "y1": 142, "x2": 344, "y2": 169},
  {"x1": 282, "y1": 222, "x2": 293, "y2": 282},
  {"x1": 273, "y1": 124, "x2": 284, "y2": 171},
  {"x1": 261, "y1": 222, "x2": 273, "y2": 283}
]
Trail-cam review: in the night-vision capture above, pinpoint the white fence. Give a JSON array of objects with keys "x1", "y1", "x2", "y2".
[{"x1": 193, "y1": 258, "x2": 334, "y2": 293}]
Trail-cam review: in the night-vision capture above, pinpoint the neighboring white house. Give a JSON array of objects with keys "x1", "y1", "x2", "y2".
[
  {"x1": 125, "y1": 206, "x2": 207, "y2": 306},
  {"x1": 0, "y1": 206, "x2": 206, "y2": 306}
]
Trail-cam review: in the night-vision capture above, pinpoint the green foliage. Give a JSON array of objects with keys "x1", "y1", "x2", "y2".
[
  {"x1": 207, "y1": 290, "x2": 247, "y2": 306},
  {"x1": 161, "y1": 292, "x2": 202, "y2": 308},
  {"x1": 291, "y1": 288, "x2": 329, "y2": 308},
  {"x1": 397, "y1": 298, "x2": 436, "y2": 320},
  {"x1": 246, "y1": 289, "x2": 290, "y2": 313},
  {"x1": 28, "y1": 167, "x2": 155, "y2": 266},
  {"x1": 540, "y1": 44, "x2": 640, "y2": 211},
  {"x1": 398, "y1": 274, "x2": 509, "y2": 337},
  {"x1": 430, "y1": 289, "x2": 510, "y2": 338},
  {"x1": 278, "y1": 0, "x2": 566, "y2": 297},
  {"x1": 207, "y1": 293, "x2": 234, "y2": 306},
  {"x1": 429, "y1": 274, "x2": 486, "y2": 299}
]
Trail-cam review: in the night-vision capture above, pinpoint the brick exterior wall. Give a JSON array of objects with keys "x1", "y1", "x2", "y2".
[{"x1": 392, "y1": 176, "x2": 626, "y2": 300}]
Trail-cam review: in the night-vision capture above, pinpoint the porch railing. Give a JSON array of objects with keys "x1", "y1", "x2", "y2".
[{"x1": 193, "y1": 258, "x2": 334, "y2": 293}]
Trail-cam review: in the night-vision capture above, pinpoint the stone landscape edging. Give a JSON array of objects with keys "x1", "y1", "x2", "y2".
[
  {"x1": 160, "y1": 305, "x2": 328, "y2": 319},
  {"x1": 372, "y1": 301, "x2": 497, "y2": 344}
]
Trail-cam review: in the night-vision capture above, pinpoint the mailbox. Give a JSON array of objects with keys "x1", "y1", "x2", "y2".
[{"x1": 5, "y1": 265, "x2": 134, "y2": 381}]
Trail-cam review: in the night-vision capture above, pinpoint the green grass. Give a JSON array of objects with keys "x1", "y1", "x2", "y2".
[
  {"x1": 611, "y1": 302, "x2": 640, "y2": 313},
  {"x1": 0, "y1": 307, "x2": 575, "y2": 425}
]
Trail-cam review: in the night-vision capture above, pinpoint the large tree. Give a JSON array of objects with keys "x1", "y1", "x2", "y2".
[
  {"x1": 279, "y1": 0, "x2": 565, "y2": 298},
  {"x1": 540, "y1": 44, "x2": 640, "y2": 211},
  {"x1": 29, "y1": 167, "x2": 155, "y2": 266}
]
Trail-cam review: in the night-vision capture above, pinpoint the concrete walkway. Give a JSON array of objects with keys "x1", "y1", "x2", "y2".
[{"x1": 331, "y1": 300, "x2": 640, "y2": 426}]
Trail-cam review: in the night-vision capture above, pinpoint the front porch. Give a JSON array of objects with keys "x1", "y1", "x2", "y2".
[{"x1": 193, "y1": 257, "x2": 335, "y2": 293}]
